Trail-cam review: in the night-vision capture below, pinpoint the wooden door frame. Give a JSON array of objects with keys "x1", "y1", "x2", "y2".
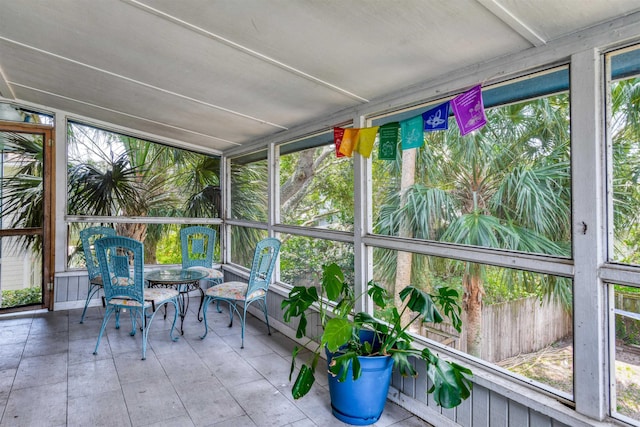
[{"x1": 0, "y1": 120, "x2": 55, "y2": 311}]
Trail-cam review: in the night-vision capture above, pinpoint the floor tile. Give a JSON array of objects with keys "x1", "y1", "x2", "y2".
[
  {"x1": 0, "y1": 323, "x2": 30, "y2": 345},
  {"x1": 113, "y1": 350, "x2": 165, "y2": 384},
  {"x1": 68, "y1": 358, "x2": 121, "y2": 399},
  {"x1": 22, "y1": 330, "x2": 69, "y2": 357},
  {"x1": 29, "y1": 312, "x2": 69, "y2": 336},
  {"x1": 141, "y1": 415, "x2": 196, "y2": 427},
  {"x1": 203, "y1": 350, "x2": 263, "y2": 388},
  {"x1": 0, "y1": 343, "x2": 25, "y2": 371},
  {"x1": 0, "y1": 368, "x2": 16, "y2": 407},
  {"x1": 121, "y1": 377, "x2": 188, "y2": 426},
  {"x1": 230, "y1": 379, "x2": 307, "y2": 427},
  {"x1": 68, "y1": 389, "x2": 131, "y2": 427},
  {"x1": 68, "y1": 335, "x2": 112, "y2": 365},
  {"x1": 0, "y1": 381, "x2": 67, "y2": 427},
  {"x1": 174, "y1": 379, "x2": 245, "y2": 427},
  {"x1": 12, "y1": 352, "x2": 67, "y2": 390}
]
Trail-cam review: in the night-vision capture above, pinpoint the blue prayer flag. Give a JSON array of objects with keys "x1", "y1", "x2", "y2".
[{"x1": 422, "y1": 101, "x2": 450, "y2": 132}]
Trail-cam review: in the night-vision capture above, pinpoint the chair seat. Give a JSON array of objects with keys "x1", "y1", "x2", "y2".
[
  {"x1": 186, "y1": 266, "x2": 223, "y2": 280},
  {"x1": 108, "y1": 287, "x2": 179, "y2": 308},
  {"x1": 205, "y1": 281, "x2": 265, "y2": 301}
]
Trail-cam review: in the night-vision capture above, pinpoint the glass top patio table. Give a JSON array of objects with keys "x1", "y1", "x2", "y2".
[
  {"x1": 146, "y1": 268, "x2": 208, "y2": 335},
  {"x1": 146, "y1": 268, "x2": 207, "y2": 284}
]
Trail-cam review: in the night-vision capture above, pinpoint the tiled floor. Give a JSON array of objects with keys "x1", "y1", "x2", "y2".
[{"x1": 0, "y1": 299, "x2": 433, "y2": 427}]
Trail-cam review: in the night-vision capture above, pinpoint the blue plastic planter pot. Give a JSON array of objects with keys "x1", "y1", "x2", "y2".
[{"x1": 326, "y1": 330, "x2": 394, "y2": 425}]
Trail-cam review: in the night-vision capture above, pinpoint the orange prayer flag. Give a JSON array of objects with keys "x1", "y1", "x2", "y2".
[
  {"x1": 338, "y1": 128, "x2": 359, "y2": 157},
  {"x1": 355, "y1": 126, "x2": 379, "y2": 158}
]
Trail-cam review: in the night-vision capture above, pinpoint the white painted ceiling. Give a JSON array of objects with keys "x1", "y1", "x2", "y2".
[{"x1": 1, "y1": 0, "x2": 640, "y2": 153}]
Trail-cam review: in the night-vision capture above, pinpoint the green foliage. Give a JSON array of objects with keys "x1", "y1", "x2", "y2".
[
  {"x1": 280, "y1": 146, "x2": 354, "y2": 230},
  {"x1": 155, "y1": 227, "x2": 182, "y2": 264},
  {"x1": 281, "y1": 262, "x2": 472, "y2": 408},
  {"x1": 1, "y1": 287, "x2": 41, "y2": 307},
  {"x1": 279, "y1": 234, "x2": 354, "y2": 286}
]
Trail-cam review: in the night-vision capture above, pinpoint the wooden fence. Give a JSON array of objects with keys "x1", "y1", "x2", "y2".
[
  {"x1": 421, "y1": 296, "x2": 573, "y2": 363},
  {"x1": 480, "y1": 296, "x2": 572, "y2": 362},
  {"x1": 615, "y1": 291, "x2": 640, "y2": 347}
]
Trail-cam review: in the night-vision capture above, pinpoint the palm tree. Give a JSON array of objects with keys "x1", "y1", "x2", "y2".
[
  {"x1": 373, "y1": 95, "x2": 572, "y2": 356},
  {"x1": 610, "y1": 78, "x2": 640, "y2": 263},
  {"x1": 67, "y1": 124, "x2": 221, "y2": 264},
  {"x1": 0, "y1": 131, "x2": 44, "y2": 251}
]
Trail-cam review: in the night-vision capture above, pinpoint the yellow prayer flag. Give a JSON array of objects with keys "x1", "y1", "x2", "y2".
[
  {"x1": 339, "y1": 128, "x2": 359, "y2": 157},
  {"x1": 355, "y1": 126, "x2": 379, "y2": 158}
]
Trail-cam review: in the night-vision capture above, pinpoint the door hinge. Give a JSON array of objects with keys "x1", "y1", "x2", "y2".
[
  {"x1": 47, "y1": 282, "x2": 53, "y2": 291},
  {"x1": 48, "y1": 139, "x2": 53, "y2": 147}
]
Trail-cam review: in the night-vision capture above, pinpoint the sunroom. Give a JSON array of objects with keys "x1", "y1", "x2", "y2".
[{"x1": 1, "y1": 1, "x2": 640, "y2": 426}]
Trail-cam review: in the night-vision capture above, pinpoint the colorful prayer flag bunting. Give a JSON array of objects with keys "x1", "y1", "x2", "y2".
[
  {"x1": 451, "y1": 85, "x2": 486, "y2": 135},
  {"x1": 423, "y1": 101, "x2": 450, "y2": 132},
  {"x1": 400, "y1": 115, "x2": 424, "y2": 150},
  {"x1": 355, "y1": 126, "x2": 379, "y2": 158},
  {"x1": 378, "y1": 122, "x2": 399, "y2": 160}
]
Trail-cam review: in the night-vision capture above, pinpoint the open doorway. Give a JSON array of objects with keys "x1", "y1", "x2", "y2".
[{"x1": 0, "y1": 120, "x2": 54, "y2": 312}]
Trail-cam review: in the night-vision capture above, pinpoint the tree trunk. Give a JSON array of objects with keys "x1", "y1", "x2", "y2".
[
  {"x1": 395, "y1": 148, "x2": 417, "y2": 328},
  {"x1": 463, "y1": 263, "x2": 484, "y2": 357},
  {"x1": 115, "y1": 223, "x2": 148, "y2": 246}
]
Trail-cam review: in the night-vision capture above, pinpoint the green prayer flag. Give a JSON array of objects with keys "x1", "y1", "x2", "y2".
[{"x1": 378, "y1": 122, "x2": 399, "y2": 160}]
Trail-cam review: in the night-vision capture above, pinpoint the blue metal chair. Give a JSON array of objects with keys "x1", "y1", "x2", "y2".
[
  {"x1": 201, "y1": 237, "x2": 281, "y2": 348},
  {"x1": 79, "y1": 226, "x2": 117, "y2": 323},
  {"x1": 93, "y1": 236, "x2": 180, "y2": 360},
  {"x1": 180, "y1": 226, "x2": 223, "y2": 319}
]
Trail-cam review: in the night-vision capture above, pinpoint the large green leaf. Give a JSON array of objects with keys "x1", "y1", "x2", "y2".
[
  {"x1": 323, "y1": 317, "x2": 353, "y2": 352},
  {"x1": 292, "y1": 364, "x2": 316, "y2": 399},
  {"x1": 281, "y1": 286, "x2": 318, "y2": 321},
  {"x1": 329, "y1": 352, "x2": 361, "y2": 382},
  {"x1": 425, "y1": 350, "x2": 473, "y2": 408},
  {"x1": 322, "y1": 262, "x2": 345, "y2": 302},
  {"x1": 399, "y1": 286, "x2": 444, "y2": 324}
]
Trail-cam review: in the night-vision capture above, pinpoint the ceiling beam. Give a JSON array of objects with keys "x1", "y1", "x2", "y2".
[
  {"x1": 122, "y1": 0, "x2": 370, "y2": 103},
  {"x1": 10, "y1": 81, "x2": 240, "y2": 147},
  {"x1": 0, "y1": 35, "x2": 287, "y2": 131},
  {"x1": 476, "y1": 0, "x2": 547, "y2": 47},
  {"x1": 0, "y1": 65, "x2": 15, "y2": 99}
]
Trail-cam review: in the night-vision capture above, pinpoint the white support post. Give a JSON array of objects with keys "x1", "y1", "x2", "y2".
[
  {"x1": 571, "y1": 48, "x2": 608, "y2": 420},
  {"x1": 353, "y1": 115, "x2": 371, "y2": 314}
]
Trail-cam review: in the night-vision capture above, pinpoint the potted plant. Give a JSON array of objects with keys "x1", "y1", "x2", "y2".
[{"x1": 281, "y1": 262, "x2": 473, "y2": 425}]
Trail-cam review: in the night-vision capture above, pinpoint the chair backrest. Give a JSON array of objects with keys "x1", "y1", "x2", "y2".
[
  {"x1": 246, "y1": 238, "x2": 281, "y2": 296},
  {"x1": 94, "y1": 236, "x2": 145, "y2": 304},
  {"x1": 80, "y1": 226, "x2": 117, "y2": 280},
  {"x1": 180, "y1": 226, "x2": 216, "y2": 269}
]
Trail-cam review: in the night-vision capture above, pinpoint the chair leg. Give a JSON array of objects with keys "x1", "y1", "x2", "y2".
[
  {"x1": 200, "y1": 296, "x2": 211, "y2": 339},
  {"x1": 211, "y1": 279, "x2": 224, "y2": 313},
  {"x1": 140, "y1": 299, "x2": 180, "y2": 360},
  {"x1": 240, "y1": 304, "x2": 247, "y2": 349},
  {"x1": 129, "y1": 309, "x2": 138, "y2": 336},
  {"x1": 168, "y1": 299, "x2": 180, "y2": 342},
  {"x1": 93, "y1": 305, "x2": 115, "y2": 355},
  {"x1": 228, "y1": 303, "x2": 234, "y2": 327},
  {"x1": 115, "y1": 307, "x2": 121, "y2": 330},
  {"x1": 140, "y1": 308, "x2": 148, "y2": 360},
  {"x1": 197, "y1": 287, "x2": 206, "y2": 321},
  {"x1": 80, "y1": 283, "x2": 101, "y2": 324},
  {"x1": 261, "y1": 299, "x2": 271, "y2": 336}
]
